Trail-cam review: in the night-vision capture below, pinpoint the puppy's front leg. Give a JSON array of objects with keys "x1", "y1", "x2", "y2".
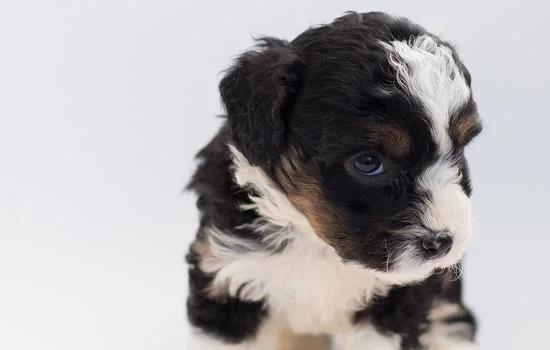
[
  {"x1": 186, "y1": 260, "x2": 328, "y2": 350},
  {"x1": 420, "y1": 301, "x2": 478, "y2": 350},
  {"x1": 421, "y1": 273, "x2": 478, "y2": 350},
  {"x1": 339, "y1": 325, "x2": 401, "y2": 350},
  {"x1": 186, "y1": 322, "x2": 277, "y2": 350},
  {"x1": 186, "y1": 255, "x2": 275, "y2": 349},
  {"x1": 186, "y1": 323, "x2": 331, "y2": 350},
  {"x1": 186, "y1": 331, "x2": 254, "y2": 350}
]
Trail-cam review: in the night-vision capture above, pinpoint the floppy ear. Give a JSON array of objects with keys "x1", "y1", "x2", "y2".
[{"x1": 219, "y1": 37, "x2": 303, "y2": 168}]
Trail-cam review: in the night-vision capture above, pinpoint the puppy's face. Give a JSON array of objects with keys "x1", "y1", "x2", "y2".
[{"x1": 221, "y1": 12, "x2": 482, "y2": 283}]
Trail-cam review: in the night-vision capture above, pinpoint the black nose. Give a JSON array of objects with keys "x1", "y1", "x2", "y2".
[{"x1": 421, "y1": 233, "x2": 452, "y2": 259}]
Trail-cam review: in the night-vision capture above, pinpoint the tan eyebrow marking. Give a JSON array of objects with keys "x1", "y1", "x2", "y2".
[
  {"x1": 368, "y1": 124, "x2": 411, "y2": 157},
  {"x1": 450, "y1": 113, "x2": 482, "y2": 146}
]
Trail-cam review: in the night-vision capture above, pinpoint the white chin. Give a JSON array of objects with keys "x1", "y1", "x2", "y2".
[
  {"x1": 376, "y1": 237, "x2": 471, "y2": 285},
  {"x1": 375, "y1": 263, "x2": 436, "y2": 285}
]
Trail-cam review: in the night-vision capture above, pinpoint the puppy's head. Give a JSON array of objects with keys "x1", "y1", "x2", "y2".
[{"x1": 220, "y1": 12, "x2": 482, "y2": 284}]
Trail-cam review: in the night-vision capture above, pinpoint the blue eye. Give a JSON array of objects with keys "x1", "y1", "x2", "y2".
[{"x1": 353, "y1": 153, "x2": 384, "y2": 176}]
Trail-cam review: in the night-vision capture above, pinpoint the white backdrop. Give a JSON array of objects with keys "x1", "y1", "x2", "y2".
[{"x1": 1, "y1": 1, "x2": 549, "y2": 349}]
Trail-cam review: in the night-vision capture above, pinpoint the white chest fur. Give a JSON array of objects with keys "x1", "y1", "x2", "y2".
[
  {"x1": 205, "y1": 225, "x2": 388, "y2": 334},
  {"x1": 258, "y1": 237, "x2": 387, "y2": 334}
]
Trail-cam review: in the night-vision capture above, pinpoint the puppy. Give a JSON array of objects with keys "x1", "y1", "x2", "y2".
[{"x1": 186, "y1": 11, "x2": 482, "y2": 350}]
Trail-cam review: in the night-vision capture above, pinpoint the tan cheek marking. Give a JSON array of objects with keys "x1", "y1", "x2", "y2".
[
  {"x1": 289, "y1": 192, "x2": 336, "y2": 242},
  {"x1": 276, "y1": 149, "x2": 345, "y2": 244}
]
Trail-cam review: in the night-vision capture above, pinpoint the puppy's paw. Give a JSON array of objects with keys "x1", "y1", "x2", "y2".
[{"x1": 429, "y1": 342, "x2": 478, "y2": 350}]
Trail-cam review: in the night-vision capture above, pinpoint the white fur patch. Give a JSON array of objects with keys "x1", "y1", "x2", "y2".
[
  {"x1": 382, "y1": 35, "x2": 471, "y2": 154},
  {"x1": 338, "y1": 325, "x2": 401, "y2": 350},
  {"x1": 389, "y1": 246, "x2": 435, "y2": 284},
  {"x1": 421, "y1": 321, "x2": 477, "y2": 350}
]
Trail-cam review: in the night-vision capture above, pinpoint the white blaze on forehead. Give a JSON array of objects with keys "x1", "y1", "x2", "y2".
[
  {"x1": 382, "y1": 35, "x2": 471, "y2": 154},
  {"x1": 417, "y1": 160, "x2": 471, "y2": 232},
  {"x1": 382, "y1": 36, "x2": 474, "y2": 271}
]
